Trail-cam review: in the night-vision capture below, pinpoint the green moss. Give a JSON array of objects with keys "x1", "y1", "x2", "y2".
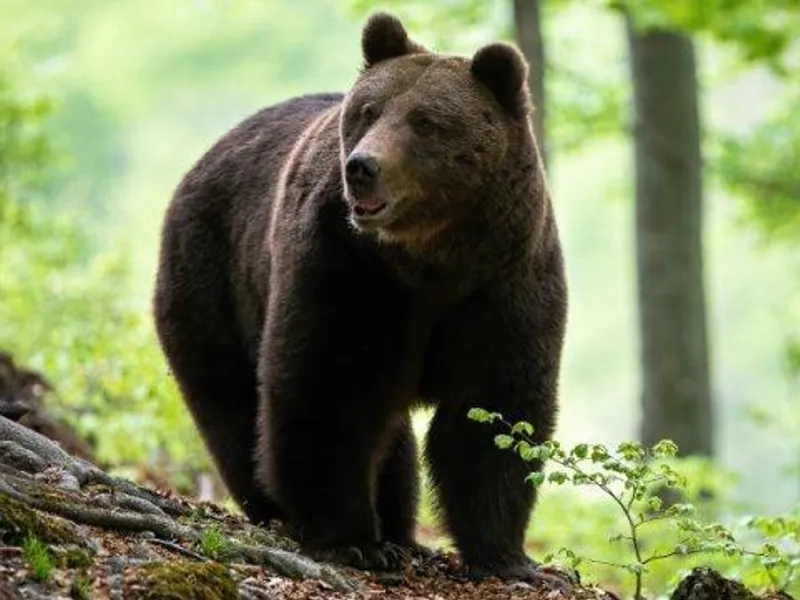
[
  {"x1": 55, "y1": 545, "x2": 93, "y2": 568},
  {"x1": 195, "y1": 527, "x2": 236, "y2": 562},
  {"x1": 0, "y1": 492, "x2": 80, "y2": 545},
  {"x1": 70, "y1": 575, "x2": 92, "y2": 600},
  {"x1": 178, "y1": 508, "x2": 209, "y2": 526},
  {"x1": 239, "y1": 527, "x2": 299, "y2": 552},
  {"x1": 22, "y1": 536, "x2": 54, "y2": 582},
  {"x1": 129, "y1": 562, "x2": 238, "y2": 600}
]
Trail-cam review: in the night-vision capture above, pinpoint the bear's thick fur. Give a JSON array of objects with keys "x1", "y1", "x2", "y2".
[{"x1": 154, "y1": 13, "x2": 567, "y2": 580}]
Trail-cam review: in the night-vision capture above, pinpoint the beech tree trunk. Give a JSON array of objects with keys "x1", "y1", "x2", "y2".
[
  {"x1": 626, "y1": 21, "x2": 714, "y2": 456},
  {"x1": 513, "y1": 0, "x2": 547, "y2": 166}
]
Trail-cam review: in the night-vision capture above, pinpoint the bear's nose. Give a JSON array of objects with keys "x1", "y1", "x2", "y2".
[{"x1": 345, "y1": 153, "x2": 380, "y2": 194}]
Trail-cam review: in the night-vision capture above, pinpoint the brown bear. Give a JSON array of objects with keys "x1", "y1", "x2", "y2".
[{"x1": 153, "y1": 12, "x2": 567, "y2": 581}]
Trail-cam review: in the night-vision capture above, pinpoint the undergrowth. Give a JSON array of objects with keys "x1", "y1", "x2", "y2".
[{"x1": 468, "y1": 407, "x2": 800, "y2": 599}]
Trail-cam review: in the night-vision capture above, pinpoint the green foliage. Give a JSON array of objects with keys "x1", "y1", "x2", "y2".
[
  {"x1": 468, "y1": 409, "x2": 800, "y2": 598},
  {"x1": 717, "y1": 99, "x2": 800, "y2": 243},
  {"x1": 70, "y1": 576, "x2": 92, "y2": 600},
  {"x1": 466, "y1": 407, "x2": 502, "y2": 424},
  {"x1": 747, "y1": 400, "x2": 800, "y2": 505},
  {"x1": 0, "y1": 57, "x2": 207, "y2": 477},
  {"x1": 58, "y1": 547, "x2": 93, "y2": 569},
  {"x1": 527, "y1": 467, "x2": 735, "y2": 595},
  {"x1": 547, "y1": 55, "x2": 626, "y2": 154},
  {"x1": 0, "y1": 70, "x2": 53, "y2": 210},
  {"x1": 789, "y1": 343, "x2": 800, "y2": 375},
  {"x1": 743, "y1": 512, "x2": 800, "y2": 591},
  {"x1": 22, "y1": 536, "x2": 54, "y2": 582},
  {"x1": 0, "y1": 210, "x2": 203, "y2": 470},
  {"x1": 615, "y1": 0, "x2": 800, "y2": 71},
  {"x1": 2, "y1": 0, "x2": 362, "y2": 228},
  {"x1": 196, "y1": 526, "x2": 236, "y2": 562},
  {"x1": 717, "y1": 81, "x2": 800, "y2": 493}
]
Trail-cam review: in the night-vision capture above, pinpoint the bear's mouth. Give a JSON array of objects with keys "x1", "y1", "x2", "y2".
[
  {"x1": 349, "y1": 200, "x2": 392, "y2": 230},
  {"x1": 352, "y1": 202, "x2": 388, "y2": 218}
]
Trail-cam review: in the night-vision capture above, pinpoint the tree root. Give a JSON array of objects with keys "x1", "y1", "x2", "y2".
[
  {"x1": 0, "y1": 414, "x2": 358, "y2": 592},
  {"x1": 236, "y1": 543, "x2": 357, "y2": 592}
]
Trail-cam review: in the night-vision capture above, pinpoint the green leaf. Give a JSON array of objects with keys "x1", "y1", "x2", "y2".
[
  {"x1": 646, "y1": 497, "x2": 663, "y2": 512},
  {"x1": 494, "y1": 434, "x2": 514, "y2": 450},
  {"x1": 526, "y1": 472, "x2": 546, "y2": 487},
  {"x1": 651, "y1": 439, "x2": 679, "y2": 458},
  {"x1": 468, "y1": 408, "x2": 501, "y2": 424},
  {"x1": 511, "y1": 421, "x2": 535, "y2": 437},
  {"x1": 617, "y1": 441, "x2": 646, "y2": 462},
  {"x1": 590, "y1": 445, "x2": 610, "y2": 463},
  {"x1": 516, "y1": 441, "x2": 542, "y2": 462},
  {"x1": 571, "y1": 443, "x2": 589, "y2": 459}
]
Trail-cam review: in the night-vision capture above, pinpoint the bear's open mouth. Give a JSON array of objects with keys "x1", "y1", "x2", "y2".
[
  {"x1": 352, "y1": 202, "x2": 388, "y2": 218},
  {"x1": 349, "y1": 201, "x2": 393, "y2": 233}
]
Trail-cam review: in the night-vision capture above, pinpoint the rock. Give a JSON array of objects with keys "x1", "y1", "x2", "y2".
[{"x1": 670, "y1": 567, "x2": 756, "y2": 600}]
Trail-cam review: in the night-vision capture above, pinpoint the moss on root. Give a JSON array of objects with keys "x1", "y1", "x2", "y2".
[
  {"x1": 128, "y1": 562, "x2": 238, "y2": 600},
  {"x1": 0, "y1": 492, "x2": 80, "y2": 545},
  {"x1": 55, "y1": 545, "x2": 93, "y2": 568}
]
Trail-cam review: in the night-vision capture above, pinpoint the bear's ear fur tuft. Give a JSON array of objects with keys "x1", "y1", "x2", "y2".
[
  {"x1": 471, "y1": 43, "x2": 531, "y2": 120},
  {"x1": 362, "y1": 12, "x2": 426, "y2": 68}
]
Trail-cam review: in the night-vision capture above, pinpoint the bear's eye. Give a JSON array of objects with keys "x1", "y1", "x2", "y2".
[
  {"x1": 361, "y1": 103, "x2": 379, "y2": 125},
  {"x1": 410, "y1": 114, "x2": 440, "y2": 137}
]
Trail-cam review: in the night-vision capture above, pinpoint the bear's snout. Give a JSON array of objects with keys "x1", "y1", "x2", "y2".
[
  {"x1": 345, "y1": 153, "x2": 381, "y2": 198},
  {"x1": 345, "y1": 152, "x2": 389, "y2": 220}
]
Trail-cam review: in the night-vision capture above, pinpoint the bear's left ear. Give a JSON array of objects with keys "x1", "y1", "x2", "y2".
[
  {"x1": 362, "y1": 12, "x2": 427, "y2": 68},
  {"x1": 471, "y1": 43, "x2": 530, "y2": 120}
]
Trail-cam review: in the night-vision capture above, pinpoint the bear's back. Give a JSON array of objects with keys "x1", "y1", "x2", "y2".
[
  {"x1": 157, "y1": 93, "x2": 344, "y2": 359},
  {"x1": 172, "y1": 92, "x2": 344, "y2": 223}
]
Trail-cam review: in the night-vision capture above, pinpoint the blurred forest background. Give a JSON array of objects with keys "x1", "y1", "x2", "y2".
[{"x1": 1, "y1": 0, "x2": 798, "y2": 595}]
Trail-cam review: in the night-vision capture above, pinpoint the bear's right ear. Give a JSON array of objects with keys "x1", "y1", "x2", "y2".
[{"x1": 362, "y1": 12, "x2": 426, "y2": 69}]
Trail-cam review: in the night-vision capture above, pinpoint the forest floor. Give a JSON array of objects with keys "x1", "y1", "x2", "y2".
[
  {"x1": 0, "y1": 522, "x2": 611, "y2": 600},
  {"x1": 0, "y1": 353, "x2": 793, "y2": 600},
  {"x1": 1, "y1": 413, "x2": 794, "y2": 600},
  {"x1": 0, "y1": 410, "x2": 611, "y2": 599}
]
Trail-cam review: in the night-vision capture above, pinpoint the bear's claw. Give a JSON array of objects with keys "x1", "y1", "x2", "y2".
[
  {"x1": 311, "y1": 541, "x2": 407, "y2": 571},
  {"x1": 466, "y1": 558, "x2": 576, "y2": 591}
]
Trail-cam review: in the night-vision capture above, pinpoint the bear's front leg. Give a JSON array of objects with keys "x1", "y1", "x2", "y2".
[
  {"x1": 426, "y1": 403, "x2": 543, "y2": 579},
  {"x1": 424, "y1": 266, "x2": 567, "y2": 581},
  {"x1": 259, "y1": 391, "x2": 404, "y2": 570},
  {"x1": 255, "y1": 248, "x2": 427, "y2": 571}
]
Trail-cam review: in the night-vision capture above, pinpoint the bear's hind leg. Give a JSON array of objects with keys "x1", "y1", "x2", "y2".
[
  {"x1": 154, "y1": 288, "x2": 282, "y2": 525},
  {"x1": 171, "y1": 345, "x2": 283, "y2": 524}
]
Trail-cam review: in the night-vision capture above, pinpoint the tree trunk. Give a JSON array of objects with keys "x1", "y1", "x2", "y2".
[
  {"x1": 626, "y1": 19, "x2": 714, "y2": 456},
  {"x1": 513, "y1": 0, "x2": 547, "y2": 166}
]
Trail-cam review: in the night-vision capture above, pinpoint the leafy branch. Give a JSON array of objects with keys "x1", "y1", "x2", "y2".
[{"x1": 468, "y1": 408, "x2": 799, "y2": 599}]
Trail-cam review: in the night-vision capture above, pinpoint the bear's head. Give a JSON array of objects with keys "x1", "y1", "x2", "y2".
[{"x1": 340, "y1": 12, "x2": 537, "y2": 251}]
